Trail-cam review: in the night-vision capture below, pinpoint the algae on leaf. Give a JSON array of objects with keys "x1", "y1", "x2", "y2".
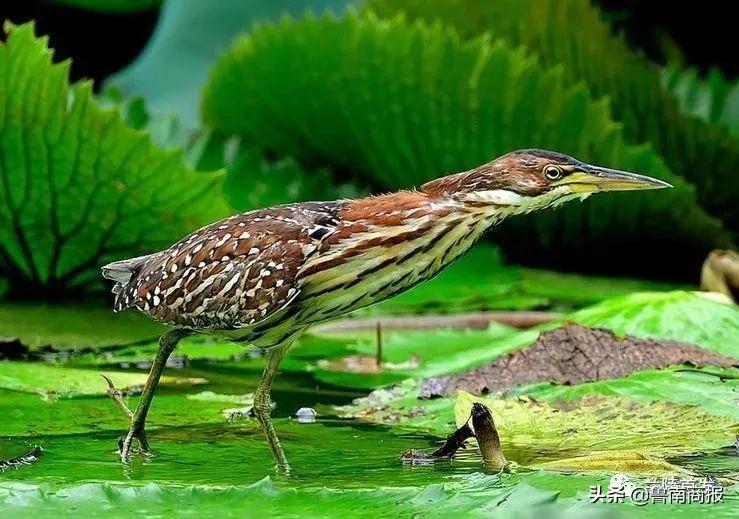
[
  {"x1": 453, "y1": 391, "x2": 738, "y2": 460},
  {"x1": 0, "y1": 23, "x2": 231, "y2": 298}
]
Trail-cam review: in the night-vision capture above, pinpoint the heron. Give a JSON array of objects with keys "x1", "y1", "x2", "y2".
[{"x1": 102, "y1": 149, "x2": 670, "y2": 472}]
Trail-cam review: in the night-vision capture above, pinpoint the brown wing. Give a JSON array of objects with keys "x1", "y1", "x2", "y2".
[{"x1": 110, "y1": 202, "x2": 345, "y2": 330}]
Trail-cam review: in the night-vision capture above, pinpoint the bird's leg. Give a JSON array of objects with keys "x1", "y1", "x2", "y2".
[
  {"x1": 102, "y1": 374, "x2": 151, "y2": 452},
  {"x1": 118, "y1": 328, "x2": 192, "y2": 460},
  {"x1": 253, "y1": 342, "x2": 291, "y2": 473}
]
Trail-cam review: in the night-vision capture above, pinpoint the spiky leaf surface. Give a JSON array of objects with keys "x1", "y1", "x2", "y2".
[
  {"x1": 202, "y1": 13, "x2": 728, "y2": 271},
  {"x1": 0, "y1": 23, "x2": 231, "y2": 297},
  {"x1": 368, "y1": 0, "x2": 739, "y2": 236}
]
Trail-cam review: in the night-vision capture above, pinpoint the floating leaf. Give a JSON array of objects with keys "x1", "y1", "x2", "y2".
[
  {"x1": 568, "y1": 291, "x2": 739, "y2": 356},
  {"x1": 518, "y1": 367, "x2": 739, "y2": 421},
  {"x1": 535, "y1": 451, "x2": 694, "y2": 476},
  {"x1": 0, "y1": 22, "x2": 231, "y2": 297},
  {"x1": 368, "y1": 0, "x2": 739, "y2": 236},
  {"x1": 0, "y1": 476, "x2": 590, "y2": 518},
  {"x1": 0, "y1": 390, "x2": 253, "y2": 437},
  {"x1": 201, "y1": 12, "x2": 729, "y2": 273},
  {"x1": 344, "y1": 386, "x2": 738, "y2": 462},
  {"x1": 454, "y1": 391, "x2": 737, "y2": 459},
  {"x1": 0, "y1": 361, "x2": 166, "y2": 397},
  {"x1": 314, "y1": 325, "x2": 520, "y2": 389},
  {"x1": 0, "y1": 303, "x2": 165, "y2": 352}
]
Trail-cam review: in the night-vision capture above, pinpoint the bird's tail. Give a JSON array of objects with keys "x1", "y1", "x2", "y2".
[{"x1": 101, "y1": 254, "x2": 151, "y2": 311}]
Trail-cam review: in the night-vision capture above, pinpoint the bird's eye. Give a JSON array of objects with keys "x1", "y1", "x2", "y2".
[{"x1": 544, "y1": 165, "x2": 563, "y2": 181}]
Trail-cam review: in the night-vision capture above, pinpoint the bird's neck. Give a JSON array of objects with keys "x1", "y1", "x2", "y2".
[
  {"x1": 422, "y1": 191, "x2": 519, "y2": 230},
  {"x1": 344, "y1": 190, "x2": 516, "y2": 228}
]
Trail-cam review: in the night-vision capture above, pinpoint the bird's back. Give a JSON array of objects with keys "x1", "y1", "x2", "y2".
[{"x1": 103, "y1": 202, "x2": 347, "y2": 331}]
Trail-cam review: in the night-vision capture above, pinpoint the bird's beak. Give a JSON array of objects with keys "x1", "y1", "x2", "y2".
[{"x1": 555, "y1": 166, "x2": 673, "y2": 193}]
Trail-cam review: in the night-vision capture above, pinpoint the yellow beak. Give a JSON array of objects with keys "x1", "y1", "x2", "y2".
[{"x1": 556, "y1": 167, "x2": 672, "y2": 193}]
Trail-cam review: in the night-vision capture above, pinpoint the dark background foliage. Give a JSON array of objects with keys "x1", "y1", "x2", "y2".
[{"x1": 1, "y1": 0, "x2": 736, "y2": 84}]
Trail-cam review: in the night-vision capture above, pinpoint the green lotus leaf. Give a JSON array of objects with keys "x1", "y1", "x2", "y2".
[
  {"x1": 0, "y1": 22, "x2": 231, "y2": 298},
  {"x1": 0, "y1": 303, "x2": 165, "y2": 351},
  {"x1": 454, "y1": 390, "x2": 737, "y2": 459},
  {"x1": 0, "y1": 361, "x2": 166, "y2": 397},
  {"x1": 567, "y1": 291, "x2": 739, "y2": 356}
]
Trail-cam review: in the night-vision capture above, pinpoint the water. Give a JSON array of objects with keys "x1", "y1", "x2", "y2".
[
  {"x1": 2, "y1": 356, "x2": 736, "y2": 519},
  {"x1": 0, "y1": 359, "x2": 489, "y2": 491}
]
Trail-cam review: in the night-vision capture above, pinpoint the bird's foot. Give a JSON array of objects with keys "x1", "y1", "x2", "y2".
[
  {"x1": 102, "y1": 375, "x2": 152, "y2": 460},
  {"x1": 117, "y1": 427, "x2": 152, "y2": 461}
]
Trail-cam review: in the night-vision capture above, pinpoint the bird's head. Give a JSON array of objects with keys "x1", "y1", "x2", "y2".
[{"x1": 422, "y1": 149, "x2": 671, "y2": 213}]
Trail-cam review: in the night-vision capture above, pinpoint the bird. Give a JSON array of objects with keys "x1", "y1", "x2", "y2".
[{"x1": 102, "y1": 149, "x2": 670, "y2": 471}]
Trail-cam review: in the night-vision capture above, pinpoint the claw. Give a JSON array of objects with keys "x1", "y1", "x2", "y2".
[
  {"x1": 101, "y1": 373, "x2": 115, "y2": 389},
  {"x1": 102, "y1": 373, "x2": 134, "y2": 420}
]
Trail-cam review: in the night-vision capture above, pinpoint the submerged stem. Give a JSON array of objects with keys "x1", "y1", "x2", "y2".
[{"x1": 471, "y1": 403, "x2": 507, "y2": 469}]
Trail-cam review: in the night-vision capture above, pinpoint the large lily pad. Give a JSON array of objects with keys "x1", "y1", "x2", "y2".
[
  {"x1": 313, "y1": 324, "x2": 518, "y2": 389},
  {"x1": 518, "y1": 367, "x2": 739, "y2": 421},
  {"x1": 454, "y1": 391, "x2": 737, "y2": 459},
  {"x1": 568, "y1": 291, "x2": 739, "y2": 356},
  {"x1": 0, "y1": 474, "x2": 601, "y2": 519},
  {"x1": 0, "y1": 303, "x2": 165, "y2": 352},
  {"x1": 0, "y1": 361, "x2": 187, "y2": 397}
]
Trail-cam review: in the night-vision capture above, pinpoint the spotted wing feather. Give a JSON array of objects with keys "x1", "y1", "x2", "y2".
[{"x1": 107, "y1": 202, "x2": 344, "y2": 330}]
